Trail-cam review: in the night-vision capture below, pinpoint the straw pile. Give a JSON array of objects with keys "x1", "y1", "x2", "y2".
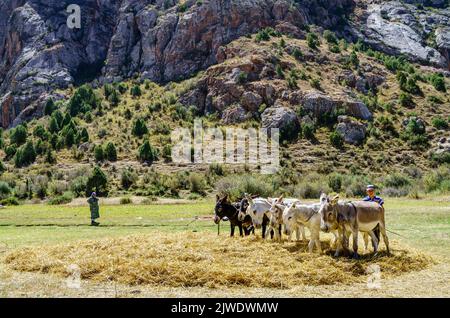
[{"x1": 3, "y1": 232, "x2": 433, "y2": 288}]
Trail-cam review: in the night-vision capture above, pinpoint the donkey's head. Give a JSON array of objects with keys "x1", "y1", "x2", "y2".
[
  {"x1": 319, "y1": 194, "x2": 339, "y2": 232},
  {"x1": 214, "y1": 194, "x2": 229, "y2": 224},
  {"x1": 268, "y1": 196, "x2": 284, "y2": 227},
  {"x1": 282, "y1": 203, "x2": 297, "y2": 235}
]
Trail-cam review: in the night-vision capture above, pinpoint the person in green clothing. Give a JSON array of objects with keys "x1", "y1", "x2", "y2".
[{"x1": 87, "y1": 192, "x2": 100, "y2": 226}]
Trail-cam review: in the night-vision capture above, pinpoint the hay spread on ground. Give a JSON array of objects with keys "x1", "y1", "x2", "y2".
[{"x1": 3, "y1": 232, "x2": 434, "y2": 288}]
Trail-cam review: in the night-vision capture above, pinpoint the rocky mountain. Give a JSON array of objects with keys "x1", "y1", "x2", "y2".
[{"x1": 0, "y1": 0, "x2": 448, "y2": 129}]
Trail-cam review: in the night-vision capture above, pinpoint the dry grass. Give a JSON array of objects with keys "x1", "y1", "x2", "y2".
[{"x1": 3, "y1": 232, "x2": 434, "y2": 289}]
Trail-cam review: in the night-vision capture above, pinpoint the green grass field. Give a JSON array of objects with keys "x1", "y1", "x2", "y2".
[{"x1": 0, "y1": 198, "x2": 448, "y2": 257}]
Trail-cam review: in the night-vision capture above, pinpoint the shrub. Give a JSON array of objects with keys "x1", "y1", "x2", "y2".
[
  {"x1": 94, "y1": 145, "x2": 104, "y2": 162},
  {"x1": 121, "y1": 168, "x2": 138, "y2": 189},
  {"x1": 120, "y1": 197, "x2": 132, "y2": 204},
  {"x1": 323, "y1": 30, "x2": 338, "y2": 44},
  {"x1": 10, "y1": 124, "x2": 28, "y2": 145},
  {"x1": 44, "y1": 98, "x2": 57, "y2": 116},
  {"x1": 132, "y1": 118, "x2": 149, "y2": 137},
  {"x1": 292, "y1": 48, "x2": 303, "y2": 60},
  {"x1": 104, "y1": 142, "x2": 117, "y2": 161},
  {"x1": 48, "y1": 116, "x2": 60, "y2": 133},
  {"x1": 130, "y1": 84, "x2": 142, "y2": 97},
  {"x1": 310, "y1": 78, "x2": 321, "y2": 90},
  {"x1": 302, "y1": 123, "x2": 315, "y2": 140},
  {"x1": 237, "y1": 72, "x2": 248, "y2": 85},
  {"x1": 45, "y1": 150, "x2": 57, "y2": 164},
  {"x1": 48, "y1": 192, "x2": 73, "y2": 205},
  {"x1": 306, "y1": 32, "x2": 319, "y2": 49},
  {"x1": 428, "y1": 73, "x2": 446, "y2": 92},
  {"x1": 275, "y1": 64, "x2": 284, "y2": 78},
  {"x1": 0, "y1": 181, "x2": 12, "y2": 199},
  {"x1": 432, "y1": 116, "x2": 448, "y2": 130},
  {"x1": 86, "y1": 166, "x2": 108, "y2": 196},
  {"x1": 69, "y1": 176, "x2": 88, "y2": 197},
  {"x1": 14, "y1": 141, "x2": 36, "y2": 167},
  {"x1": 328, "y1": 173, "x2": 343, "y2": 192},
  {"x1": 215, "y1": 174, "x2": 273, "y2": 201},
  {"x1": 137, "y1": 140, "x2": 158, "y2": 163},
  {"x1": 162, "y1": 144, "x2": 172, "y2": 162},
  {"x1": 399, "y1": 92, "x2": 414, "y2": 108},
  {"x1": 0, "y1": 197, "x2": 19, "y2": 206},
  {"x1": 383, "y1": 173, "x2": 411, "y2": 188},
  {"x1": 5, "y1": 145, "x2": 17, "y2": 160},
  {"x1": 108, "y1": 88, "x2": 120, "y2": 106},
  {"x1": 68, "y1": 84, "x2": 100, "y2": 116},
  {"x1": 330, "y1": 131, "x2": 344, "y2": 148}
]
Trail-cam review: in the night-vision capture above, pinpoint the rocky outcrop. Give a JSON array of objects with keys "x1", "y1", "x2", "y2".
[
  {"x1": 302, "y1": 92, "x2": 373, "y2": 121},
  {"x1": 261, "y1": 104, "x2": 300, "y2": 140},
  {"x1": 0, "y1": 0, "x2": 359, "y2": 128},
  {"x1": 356, "y1": 1, "x2": 449, "y2": 69},
  {"x1": 336, "y1": 115, "x2": 367, "y2": 145}
]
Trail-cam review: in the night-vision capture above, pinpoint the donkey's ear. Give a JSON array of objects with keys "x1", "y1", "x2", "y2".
[
  {"x1": 278, "y1": 195, "x2": 283, "y2": 203},
  {"x1": 216, "y1": 194, "x2": 220, "y2": 202},
  {"x1": 331, "y1": 195, "x2": 339, "y2": 205},
  {"x1": 223, "y1": 194, "x2": 228, "y2": 202}
]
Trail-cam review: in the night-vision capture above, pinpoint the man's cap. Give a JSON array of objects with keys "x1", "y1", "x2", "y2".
[
  {"x1": 366, "y1": 185, "x2": 375, "y2": 190},
  {"x1": 92, "y1": 192, "x2": 96, "y2": 196}
]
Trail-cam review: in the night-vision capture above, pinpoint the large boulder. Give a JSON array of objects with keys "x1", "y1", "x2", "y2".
[
  {"x1": 336, "y1": 116, "x2": 367, "y2": 145},
  {"x1": 261, "y1": 104, "x2": 300, "y2": 140},
  {"x1": 302, "y1": 92, "x2": 373, "y2": 121},
  {"x1": 221, "y1": 105, "x2": 251, "y2": 124}
]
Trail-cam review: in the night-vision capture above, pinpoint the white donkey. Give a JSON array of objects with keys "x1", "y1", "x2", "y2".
[
  {"x1": 268, "y1": 196, "x2": 306, "y2": 242},
  {"x1": 282, "y1": 201, "x2": 324, "y2": 253},
  {"x1": 238, "y1": 196, "x2": 273, "y2": 239}
]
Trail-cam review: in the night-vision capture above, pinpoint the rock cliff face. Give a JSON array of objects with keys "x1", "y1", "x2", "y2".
[
  {"x1": 352, "y1": 0, "x2": 450, "y2": 69},
  {"x1": 0, "y1": 0, "x2": 447, "y2": 128}
]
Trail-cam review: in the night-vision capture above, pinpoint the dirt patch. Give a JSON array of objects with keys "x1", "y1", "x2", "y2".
[{"x1": 3, "y1": 232, "x2": 434, "y2": 289}]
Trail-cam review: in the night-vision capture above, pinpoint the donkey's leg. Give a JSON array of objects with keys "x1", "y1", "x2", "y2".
[
  {"x1": 308, "y1": 239, "x2": 315, "y2": 253},
  {"x1": 312, "y1": 230, "x2": 322, "y2": 253},
  {"x1": 334, "y1": 228, "x2": 344, "y2": 257},
  {"x1": 379, "y1": 222, "x2": 390, "y2": 255},
  {"x1": 363, "y1": 232, "x2": 369, "y2": 254},
  {"x1": 300, "y1": 224, "x2": 306, "y2": 241},
  {"x1": 262, "y1": 222, "x2": 267, "y2": 239},
  {"x1": 352, "y1": 229, "x2": 359, "y2": 259},
  {"x1": 238, "y1": 224, "x2": 243, "y2": 237},
  {"x1": 230, "y1": 224, "x2": 235, "y2": 237},
  {"x1": 368, "y1": 230, "x2": 379, "y2": 254}
]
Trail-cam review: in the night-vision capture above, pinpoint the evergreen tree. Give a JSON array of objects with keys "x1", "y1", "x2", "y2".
[
  {"x1": 52, "y1": 110, "x2": 64, "y2": 128},
  {"x1": 137, "y1": 139, "x2": 157, "y2": 163},
  {"x1": 104, "y1": 142, "x2": 117, "y2": 161},
  {"x1": 49, "y1": 116, "x2": 60, "y2": 133},
  {"x1": 65, "y1": 128, "x2": 75, "y2": 147},
  {"x1": 79, "y1": 127, "x2": 89, "y2": 143},
  {"x1": 14, "y1": 141, "x2": 36, "y2": 167},
  {"x1": 94, "y1": 145, "x2": 104, "y2": 162},
  {"x1": 86, "y1": 166, "x2": 108, "y2": 196},
  {"x1": 44, "y1": 98, "x2": 57, "y2": 116},
  {"x1": 45, "y1": 150, "x2": 57, "y2": 164},
  {"x1": 10, "y1": 124, "x2": 28, "y2": 145},
  {"x1": 132, "y1": 118, "x2": 149, "y2": 137}
]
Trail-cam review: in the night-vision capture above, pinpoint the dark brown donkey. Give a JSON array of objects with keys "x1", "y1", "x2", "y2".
[{"x1": 214, "y1": 195, "x2": 253, "y2": 237}]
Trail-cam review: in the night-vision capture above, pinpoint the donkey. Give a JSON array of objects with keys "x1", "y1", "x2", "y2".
[
  {"x1": 319, "y1": 195, "x2": 390, "y2": 258},
  {"x1": 268, "y1": 196, "x2": 305, "y2": 242},
  {"x1": 238, "y1": 196, "x2": 274, "y2": 239},
  {"x1": 214, "y1": 195, "x2": 253, "y2": 237},
  {"x1": 282, "y1": 202, "x2": 324, "y2": 253}
]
